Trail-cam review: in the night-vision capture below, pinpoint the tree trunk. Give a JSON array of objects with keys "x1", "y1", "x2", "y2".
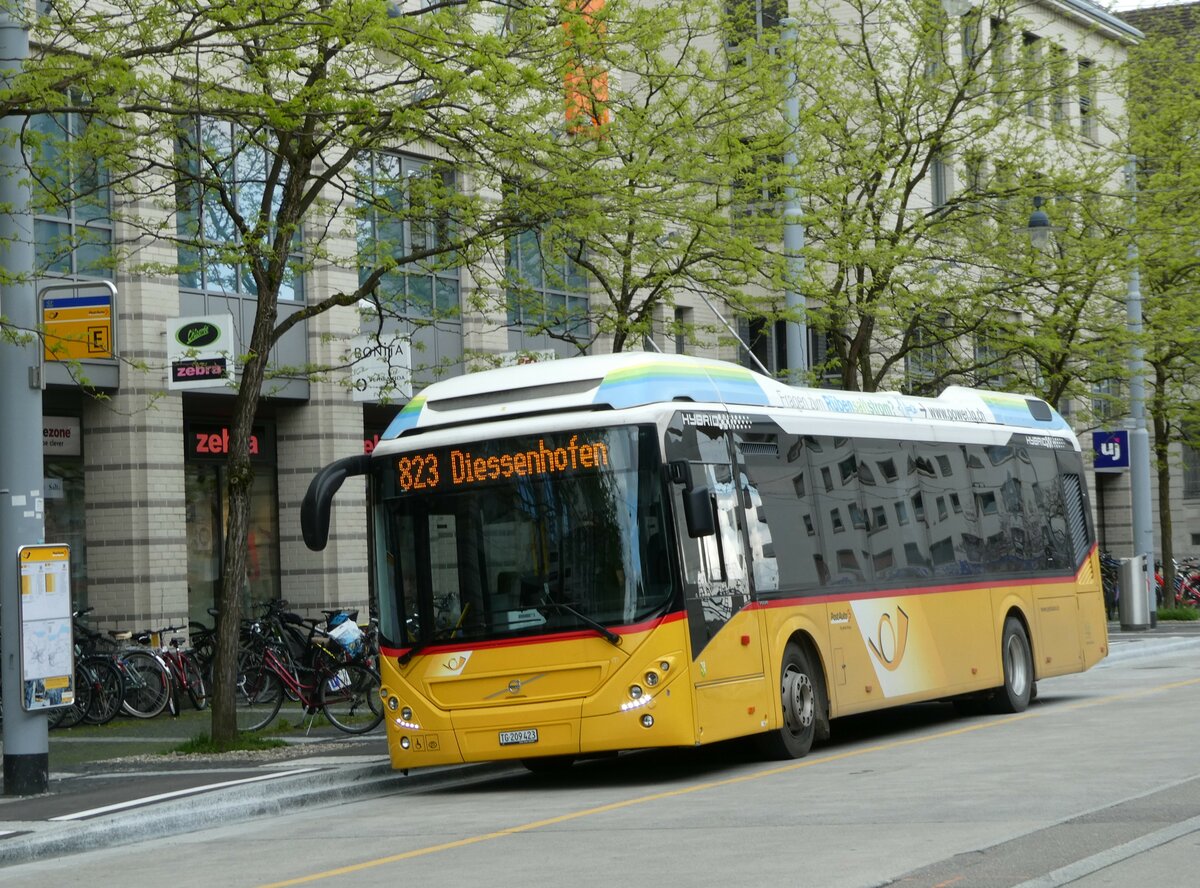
[
  {"x1": 1152, "y1": 382, "x2": 1174, "y2": 609},
  {"x1": 209, "y1": 294, "x2": 281, "y2": 746}
]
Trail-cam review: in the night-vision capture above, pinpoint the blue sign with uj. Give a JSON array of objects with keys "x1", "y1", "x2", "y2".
[{"x1": 1094, "y1": 430, "x2": 1130, "y2": 471}]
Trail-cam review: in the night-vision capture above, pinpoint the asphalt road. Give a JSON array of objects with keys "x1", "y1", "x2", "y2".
[{"x1": 5, "y1": 637, "x2": 1200, "y2": 887}]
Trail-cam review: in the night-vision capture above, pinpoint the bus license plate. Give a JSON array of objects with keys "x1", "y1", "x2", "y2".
[{"x1": 499, "y1": 728, "x2": 538, "y2": 746}]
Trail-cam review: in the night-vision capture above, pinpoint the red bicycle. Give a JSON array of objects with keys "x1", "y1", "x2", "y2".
[
  {"x1": 234, "y1": 618, "x2": 382, "y2": 734},
  {"x1": 145, "y1": 624, "x2": 209, "y2": 712}
]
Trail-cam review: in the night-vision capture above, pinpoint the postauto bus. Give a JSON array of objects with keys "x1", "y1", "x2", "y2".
[{"x1": 301, "y1": 353, "x2": 1107, "y2": 771}]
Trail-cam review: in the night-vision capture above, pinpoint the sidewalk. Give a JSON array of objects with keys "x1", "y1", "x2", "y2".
[
  {"x1": 1, "y1": 621, "x2": 1198, "y2": 868},
  {"x1": 0, "y1": 708, "x2": 516, "y2": 868}
]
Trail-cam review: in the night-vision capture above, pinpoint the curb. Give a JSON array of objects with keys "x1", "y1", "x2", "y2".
[
  {"x1": 1101, "y1": 635, "x2": 1200, "y2": 665},
  {"x1": 0, "y1": 758, "x2": 516, "y2": 869}
]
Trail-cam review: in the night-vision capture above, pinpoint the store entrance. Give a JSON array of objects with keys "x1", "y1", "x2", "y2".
[{"x1": 185, "y1": 423, "x2": 280, "y2": 626}]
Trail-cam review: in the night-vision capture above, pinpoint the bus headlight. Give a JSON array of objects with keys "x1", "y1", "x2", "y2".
[
  {"x1": 401, "y1": 706, "x2": 413, "y2": 720},
  {"x1": 387, "y1": 697, "x2": 399, "y2": 711},
  {"x1": 400, "y1": 736, "x2": 411, "y2": 749},
  {"x1": 644, "y1": 671, "x2": 659, "y2": 687},
  {"x1": 641, "y1": 714, "x2": 654, "y2": 728},
  {"x1": 629, "y1": 684, "x2": 643, "y2": 699}
]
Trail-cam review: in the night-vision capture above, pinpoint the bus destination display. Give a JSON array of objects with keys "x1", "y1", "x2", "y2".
[{"x1": 396, "y1": 434, "x2": 611, "y2": 492}]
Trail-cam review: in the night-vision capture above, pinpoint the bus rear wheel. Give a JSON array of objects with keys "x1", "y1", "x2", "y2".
[
  {"x1": 757, "y1": 642, "x2": 824, "y2": 760},
  {"x1": 989, "y1": 617, "x2": 1033, "y2": 714}
]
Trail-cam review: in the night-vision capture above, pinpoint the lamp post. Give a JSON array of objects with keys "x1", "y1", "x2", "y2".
[
  {"x1": 0, "y1": 4, "x2": 50, "y2": 794},
  {"x1": 780, "y1": 16, "x2": 805, "y2": 386},
  {"x1": 1123, "y1": 156, "x2": 1156, "y2": 628},
  {"x1": 779, "y1": 0, "x2": 978, "y2": 385},
  {"x1": 1024, "y1": 170, "x2": 1155, "y2": 630}
]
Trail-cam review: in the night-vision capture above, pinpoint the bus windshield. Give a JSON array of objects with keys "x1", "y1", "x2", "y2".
[{"x1": 374, "y1": 425, "x2": 675, "y2": 646}]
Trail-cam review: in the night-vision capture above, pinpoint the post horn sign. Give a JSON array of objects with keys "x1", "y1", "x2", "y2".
[{"x1": 167, "y1": 313, "x2": 236, "y2": 390}]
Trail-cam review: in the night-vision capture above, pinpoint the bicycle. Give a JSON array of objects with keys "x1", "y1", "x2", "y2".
[
  {"x1": 188, "y1": 608, "x2": 220, "y2": 682},
  {"x1": 234, "y1": 618, "x2": 382, "y2": 735},
  {"x1": 113, "y1": 629, "x2": 175, "y2": 719},
  {"x1": 51, "y1": 608, "x2": 128, "y2": 729},
  {"x1": 149, "y1": 624, "x2": 209, "y2": 712}
]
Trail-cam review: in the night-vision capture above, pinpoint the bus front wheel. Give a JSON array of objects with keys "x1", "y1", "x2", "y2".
[
  {"x1": 757, "y1": 642, "x2": 825, "y2": 760},
  {"x1": 990, "y1": 617, "x2": 1033, "y2": 714}
]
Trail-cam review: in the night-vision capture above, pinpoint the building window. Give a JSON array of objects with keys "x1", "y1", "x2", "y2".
[
  {"x1": 1021, "y1": 32, "x2": 1042, "y2": 119},
  {"x1": 1049, "y1": 45, "x2": 1069, "y2": 126},
  {"x1": 674, "y1": 307, "x2": 692, "y2": 354},
  {"x1": 920, "y1": 2, "x2": 948, "y2": 80},
  {"x1": 1078, "y1": 58, "x2": 1097, "y2": 140},
  {"x1": 930, "y1": 156, "x2": 949, "y2": 211},
  {"x1": 31, "y1": 107, "x2": 112, "y2": 279},
  {"x1": 809, "y1": 328, "x2": 842, "y2": 389},
  {"x1": 990, "y1": 17, "x2": 1010, "y2": 105},
  {"x1": 973, "y1": 330, "x2": 1010, "y2": 388},
  {"x1": 725, "y1": 0, "x2": 786, "y2": 63},
  {"x1": 176, "y1": 118, "x2": 304, "y2": 301},
  {"x1": 506, "y1": 229, "x2": 589, "y2": 334},
  {"x1": 906, "y1": 315, "x2": 950, "y2": 393},
  {"x1": 961, "y1": 11, "x2": 980, "y2": 68},
  {"x1": 1184, "y1": 427, "x2": 1200, "y2": 499},
  {"x1": 1091, "y1": 377, "x2": 1117, "y2": 422},
  {"x1": 733, "y1": 145, "x2": 782, "y2": 217},
  {"x1": 357, "y1": 153, "x2": 458, "y2": 318}
]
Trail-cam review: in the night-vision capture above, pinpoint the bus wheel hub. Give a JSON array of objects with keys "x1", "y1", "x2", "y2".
[{"x1": 782, "y1": 668, "x2": 813, "y2": 732}]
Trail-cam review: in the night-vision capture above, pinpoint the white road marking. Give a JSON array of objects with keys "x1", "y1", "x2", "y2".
[{"x1": 48, "y1": 767, "x2": 323, "y2": 821}]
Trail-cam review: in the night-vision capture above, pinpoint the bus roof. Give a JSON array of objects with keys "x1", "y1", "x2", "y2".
[{"x1": 382, "y1": 353, "x2": 1070, "y2": 440}]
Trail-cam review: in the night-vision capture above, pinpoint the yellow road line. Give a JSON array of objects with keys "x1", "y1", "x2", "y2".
[{"x1": 259, "y1": 676, "x2": 1200, "y2": 888}]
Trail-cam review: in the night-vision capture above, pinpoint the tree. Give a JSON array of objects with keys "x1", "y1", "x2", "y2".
[
  {"x1": 1125, "y1": 29, "x2": 1200, "y2": 595},
  {"x1": 7, "y1": 0, "x2": 791, "y2": 746},
  {"x1": 477, "y1": 0, "x2": 791, "y2": 354},
  {"x1": 784, "y1": 0, "x2": 1129, "y2": 399},
  {"x1": 9, "y1": 0, "x2": 606, "y2": 746}
]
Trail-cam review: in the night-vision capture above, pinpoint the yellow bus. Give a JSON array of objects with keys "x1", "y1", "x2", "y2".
[{"x1": 302, "y1": 353, "x2": 1108, "y2": 770}]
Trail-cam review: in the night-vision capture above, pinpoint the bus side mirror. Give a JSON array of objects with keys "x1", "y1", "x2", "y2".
[
  {"x1": 683, "y1": 487, "x2": 716, "y2": 538},
  {"x1": 301, "y1": 453, "x2": 371, "y2": 551}
]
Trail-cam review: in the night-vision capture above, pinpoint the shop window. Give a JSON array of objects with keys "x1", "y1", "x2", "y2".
[
  {"x1": 44, "y1": 458, "x2": 87, "y2": 604},
  {"x1": 184, "y1": 423, "x2": 280, "y2": 624}
]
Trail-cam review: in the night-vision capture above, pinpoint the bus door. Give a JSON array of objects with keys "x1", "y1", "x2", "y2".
[{"x1": 665, "y1": 411, "x2": 769, "y2": 745}]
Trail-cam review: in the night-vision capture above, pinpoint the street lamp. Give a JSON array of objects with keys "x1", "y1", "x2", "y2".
[
  {"x1": 1023, "y1": 173, "x2": 1156, "y2": 630},
  {"x1": 779, "y1": 0, "x2": 979, "y2": 385},
  {"x1": 1026, "y1": 196, "x2": 1053, "y2": 252}
]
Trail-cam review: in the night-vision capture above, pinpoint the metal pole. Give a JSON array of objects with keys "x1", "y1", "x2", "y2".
[
  {"x1": 1125, "y1": 156, "x2": 1156, "y2": 628},
  {"x1": 0, "y1": 4, "x2": 49, "y2": 793},
  {"x1": 782, "y1": 18, "x2": 806, "y2": 385}
]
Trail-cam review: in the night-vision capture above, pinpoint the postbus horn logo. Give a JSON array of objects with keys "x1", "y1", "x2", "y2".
[
  {"x1": 867, "y1": 606, "x2": 910, "y2": 672},
  {"x1": 176, "y1": 321, "x2": 220, "y2": 348}
]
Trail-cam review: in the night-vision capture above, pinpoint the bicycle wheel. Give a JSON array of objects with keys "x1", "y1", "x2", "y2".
[
  {"x1": 183, "y1": 652, "x2": 209, "y2": 710},
  {"x1": 82, "y1": 656, "x2": 125, "y2": 726},
  {"x1": 52, "y1": 663, "x2": 93, "y2": 729},
  {"x1": 234, "y1": 653, "x2": 284, "y2": 732},
  {"x1": 120, "y1": 649, "x2": 172, "y2": 718},
  {"x1": 319, "y1": 662, "x2": 383, "y2": 734}
]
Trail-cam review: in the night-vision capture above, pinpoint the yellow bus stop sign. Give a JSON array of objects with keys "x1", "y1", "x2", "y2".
[{"x1": 43, "y1": 292, "x2": 113, "y2": 361}]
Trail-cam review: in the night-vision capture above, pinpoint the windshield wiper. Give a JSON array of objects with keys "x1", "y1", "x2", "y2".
[{"x1": 537, "y1": 594, "x2": 622, "y2": 646}]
